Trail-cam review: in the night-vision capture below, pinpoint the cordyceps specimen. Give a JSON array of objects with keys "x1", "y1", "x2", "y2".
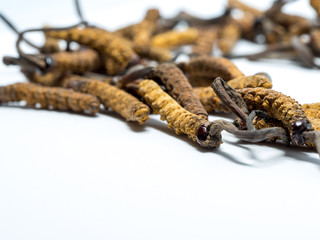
[
  {"x1": 115, "y1": 8, "x2": 160, "y2": 48},
  {"x1": 302, "y1": 103, "x2": 320, "y2": 119},
  {"x1": 194, "y1": 73, "x2": 273, "y2": 113},
  {"x1": 4, "y1": 47, "x2": 101, "y2": 86},
  {"x1": 137, "y1": 79, "x2": 289, "y2": 148},
  {"x1": 0, "y1": 82, "x2": 100, "y2": 115},
  {"x1": 147, "y1": 63, "x2": 208, "y2": 119},
  {"x1": 211, "y1": 77, "x2": 320, "y2": 154},
  {"x1": 218, "y1": 21, "x2": 241, "y2": 56},
  {"x1": 191, "y1": 27, "x2": 218, "y2": 56},
  {"x1": 151, "y1": 28, "x2": 199, "y2": 49},
  {"x1": 41, "y1": 26, "x2": 61, "y2": 54},
  {"x1": 177, "y1": 56, "x2": 244, "y2": 87},
  {"x1": 310, "y1": 0, "x2": 320, "y2": 18},
  {"x1": 44, "y1": 26, "x2": 138, "y2": 75},
  {"x1": 63, "y1": 75, "x2": 150, "y2": 124},
  {"x1": 236, "y1": 86, "x2": 314, "y2": 145}
]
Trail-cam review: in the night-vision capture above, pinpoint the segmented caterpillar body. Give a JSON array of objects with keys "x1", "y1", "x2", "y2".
[
  {"x1": 46, "y1": 27, "x2": 138, "y2": 75},
  {"x1": 148, "y1": 63, "x2": 208, "y2": 119},
  {"x1": 63, "y1": 76, "x2": 150, "y2": 124},
  {"x1": 151, "y1": 28, "x2": 199, "y2": 49},
  {"x1": 195, "y1": 74, "x2": 272, "y2": 113},
  {"x1": 237, "y1": 87, "x2": 313, "y2": 142},
  {"x1": 192, "y1": 27, "x2": 218, "y2": 56},
  {"x1": 178, "y1": 56, "x2": 244, "y2": 87},
  {"x1": 218, "y1": 22, "x2": 241, "y2": 55},
  {"x1": 0, "y1": 82, "x2": 100, "y2": 114}
]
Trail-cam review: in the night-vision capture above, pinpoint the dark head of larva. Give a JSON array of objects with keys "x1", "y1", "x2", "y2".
[
  {"x1": 196, "y1": 124, "x2": 210, "y2": 144},
  {"x1": 291, "y1": 119, "x2": 313, "y2": 145}
]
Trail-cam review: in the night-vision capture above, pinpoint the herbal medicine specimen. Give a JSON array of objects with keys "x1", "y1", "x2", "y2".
[
  {"x1": 137, "y1": 79, "x2": 221, "y2": 147},
  {"x1": 151, "y1": 28, "x2": 199, "y2": 49},
  {"x1": 237, "y1": 87, "x2": 313, "y2": 145},
  {"x1": 0, "y1": 82, "x2": 100, "y2": 115},
  {"x1": 191, "y1": 27, "x2": 218, "y2": 56},
  {"x1": 63, "y1": 76, "x2": 150, "y2": 124},
  {"x1": 148, "y1": 63, "x2": 208, "y2": 119},
  {"x1": 177, "y1": 56, "x2": 244, "y2": 87},
  {"x1": 46, "y1": 27, "x2": 138, "y2": 75}
]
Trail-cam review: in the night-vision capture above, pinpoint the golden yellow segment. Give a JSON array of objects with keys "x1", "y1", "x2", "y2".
[
  {"x1": 310, "y1": 0, "x2": 320, "y2": 17},
  {"x1": 192, "y1": 27, "x2": 218, "y2": 56},
  {"x1": 178, "y1": 56, "x2": 244, "y2": 87},
  {"x1": 63, "y1": 76, "x2": 150, "y2": 124},
  {"x1": 302, "y1": 102, "x2": 320, "y2": 111},
  {"x1": 51, "y1": 49, "x2": 101, "y2": 73},
  {"x1": 21, "y1": 70, "x2": 63, "y2": 87},
  {"x1": 46, "y1": 27, "x2": 137, "y2": 75},
  {"x1": 0, "y1": 82, "x2": 100, "y2": 114},
  {"x1": 133, "y1": 44, "x2": 172, "y2": 62},
  {"x1": 137, "y1": 80, "x2": 206, "y2": 141},
  {"x1": 228, "y1": 0, "x2": 263, "y2": 17},
  {"x1": 218, "y1": 22, "x2": 241, "y2": 55},
  {"x1": 151, "y1": 28, "x2": 199, "y2": 49},
  {"x1": 303, "y1": 108, "x2": 320, "y2": 119},
  {"x1": 237, "y1": 87, "x2": 311, "y2": 137}
]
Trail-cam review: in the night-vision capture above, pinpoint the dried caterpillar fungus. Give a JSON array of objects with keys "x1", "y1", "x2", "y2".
[
  {"x1": 137, "y1": 80, "x2": 221, "y2": 147},
  {"x1": 148, "y1": 63, "x2": 208, "y2": 119},
  {"x1": 178, "y1": 56, "x2": 244, "y2": 87},
  {"x1": 237, "y1": 87, "x2": 313, "y2": 144},
  {"x1": 46, "y1": 27, "x2": 138, "y2": 75},
  {"x1": 151, "y1": 28, "x2": 199, "y2": 49},
  {"x1": 63, "y1": 76, "x2": 150, "y2": 124},
  {"x1": 0, "y1": 82, "x2": 100, "y2": 114},
  {"x1": 195, "y1": 74, "x2": 272, "y2": 113}
]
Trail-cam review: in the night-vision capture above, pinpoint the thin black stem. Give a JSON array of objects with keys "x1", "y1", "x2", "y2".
[{"x1": 0, "y1": 13, "x2": 41, "y2": 50}]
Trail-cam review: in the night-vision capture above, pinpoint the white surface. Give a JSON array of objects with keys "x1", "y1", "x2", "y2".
[{"x1": 1, "y1": 1, "x2": 320, "y2": 240}]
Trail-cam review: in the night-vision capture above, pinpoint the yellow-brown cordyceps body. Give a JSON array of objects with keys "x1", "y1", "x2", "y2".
[
  {"x1": 133, "y1": 45, "x2": 172, "y2": 62},
  {"x1": 0, "y1": 82, "x2": 100, "y2": 114},
  {"x1": 41, "y1": 26, "x2": 61, "y2": 54},
  {"x1": 237, "y1": 87, "x2": 313, "y2": 145},
  {"x1": 47, "y1": 48, "x2": 101, "y2": 73},
  {"x1": 19, "y1": 49, "x2": 101, "y2": 86},
  {"x1": 63, "y1": 76, "x2": 150, "y2": 124},
  {"x1": 46, "y1": 27, "x2": 138, "y2": 75},
  {"x1": 218, "y1": 22, "x2": 241, "y2": 55},
  {"x1": 178, "y1": 56, "x2": 244, "y2": 87},
  {"x1": 310, "y1": 29, "x2": 320, "y2": 56},
  {"x1": 195, "y1": 74, "x2": 272, "y2": 113},
  {"x1": 148, "y1": 63, "x2": 208, "y2": 119},
  {"x1": 116, "y1": 8, "x2": 160, "y2": 48},
  {"x1": 192, "y1": 27, "x2": 218, "y2": 56},
  {"x1": 21, "y1": 69, "x2": 63, "y2": 87},
  {"x1": 137, "y1": 80, "x2": 221, "y2": 148},
  {"x1": 151, "y1": 28, "x2": 199, "y2": 49},
  {"x1": 228, "y1": 0, "x2": 263, "y2": 17},
  {"x1": 310, "y1": 0, "x2": 320, "y2": 17}
]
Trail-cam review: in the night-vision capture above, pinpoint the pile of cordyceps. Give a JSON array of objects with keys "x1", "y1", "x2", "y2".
[{"x1": 0, "y1": 0, "x2": 320, "y2": 155}]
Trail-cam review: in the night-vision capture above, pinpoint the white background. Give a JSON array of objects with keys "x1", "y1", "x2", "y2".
[{"x1": 1, "y1": 0, "x2": 320, "y2": 239}]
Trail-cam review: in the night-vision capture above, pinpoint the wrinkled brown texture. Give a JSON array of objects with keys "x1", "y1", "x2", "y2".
[
  {"x1": 237, "y1": 87, "x2": 312, "y2": 137},
  {"x1": 148, "y1": 63, "x2": 208, "y2": 119},
  {"x1": 50, "y1": 49, "x2": 101, "y2": 73},
  {"x1": 310, "y1": 29, "x2": 320, "y2": 56},
  {"x1": 218, "y1": 21, "x2": 241, "y2": 55},
  {"x1": 137, "y1": 79, "x2": 208, "y2": 142},
  {"x1": 0, "y1": 82, "x2": 100, "y2": 114},
  {"x1": 151, "y1": 28, "x2": 199, "y2": 49},
  {"x1": 310, "y1": 0, "x2": 320, "y2": 17},
  {"x1": 46, "y1": 27, "x2": 138, "y2": 75},
  {"x1": 195, "y1": 74, "x2": 272, "y2": 113},
  {"x1": 192, "y1": 27, "x2": 218, "y2": 56},
  {"x1": 228, "y1": 0, "x2": 263, "y2": 17},
  {"x1": 178, "y1": 56, "x2": 244, "y2": 87},
  {"x1": 63, "y1": 76, "x2": 150, "y2": 124},
  {"x1": 41, "y1": 26, "x2": 61, "y2": 54}
]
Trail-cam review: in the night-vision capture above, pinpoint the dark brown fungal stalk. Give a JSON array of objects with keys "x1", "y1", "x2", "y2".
[{"x1": 147, "y1": 63, "x2": 208, "y2": 119}]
